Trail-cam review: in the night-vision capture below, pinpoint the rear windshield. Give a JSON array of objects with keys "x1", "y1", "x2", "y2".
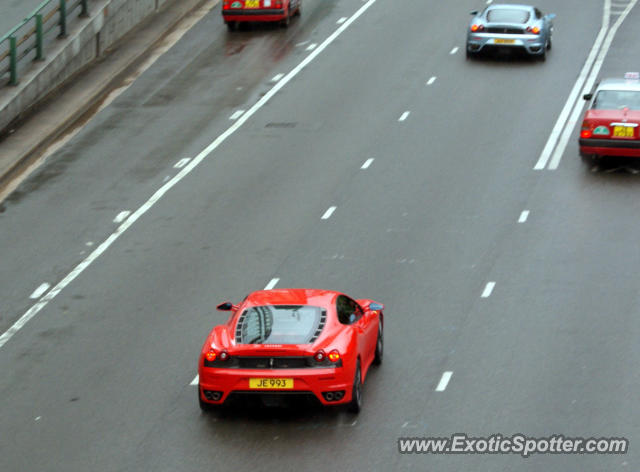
[
  {"x1": 593, "y1": 90, "x2": 640, "y2": 110},
  {"x1": 238, "y1": 305, "x2": 324, "y2": 345},
  {"x1": 487, "y1": 9, "x2": 530, "y2": 23}
]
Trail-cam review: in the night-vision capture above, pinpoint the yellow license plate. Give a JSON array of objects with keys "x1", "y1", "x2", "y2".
[
  {"x1": 494, "y1": 38, "x2": 515, "y2": 44},
  {"x1": 244, "y1": 0, "x2": 259, "y2": 8},
  {"x1": 249, "y1": 378, "x2": 294, "y2": 389},
  {"x1": 613, "y1": 126, "x2": 635, "y2": 138}
]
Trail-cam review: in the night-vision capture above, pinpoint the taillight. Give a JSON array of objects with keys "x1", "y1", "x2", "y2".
[
  {"x1": 205, "y1": 350, "x2": 218, "y2": 362},
  {"x1": 222, "y1": 0, "x2": 230, "y2": 9},
  {"x1": 470, "y1": 24, "x2": 484, "y2": 32},
  {"x1": 314, "y1": 350, "x2": 326, "y2": 362},
  {"x1": 275, "y1": 0, "x2": 283, "y2": 8},
  {"x1": 328, "y1": 350, "x2": 341, "y2": 362},
  {"x1": 219, "y1": 350, "x2": 230, "y2": 361},
  {"x1": 526, "y1": 26, "x2": 540, "y2": 34},
  {"x1": 581, "y1": 129, "x2": 592, "y2": 138}
]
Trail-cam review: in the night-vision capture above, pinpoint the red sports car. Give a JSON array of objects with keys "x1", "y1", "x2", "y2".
[
  {"x1": 198, "y1": 288, "x2": 384, "y2": 413},
  {"x1": 580, "y1": 73, "x2": 640, "y2": 163},
  {"x1": 222, "y1": 0, "x2": 301, "y2": 30}
]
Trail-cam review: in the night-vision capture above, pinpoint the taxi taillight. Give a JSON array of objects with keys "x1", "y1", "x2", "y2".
[
  {"x1": 581, "y1": 121, "x2": 593, "y2": 139},
  {"x1": 222, "y1": 0, "x2": 229, "y2": 9},
  {"x1": 275, "y1": 0, "x2": 283, "y2": 8}
]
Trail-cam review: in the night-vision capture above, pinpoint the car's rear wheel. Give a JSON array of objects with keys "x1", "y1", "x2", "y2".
[
  {"x1": 347, "y1": 361, "x2": 363, "y2": 414},
  {"x1": 226, "y1": 21, "x2": 237, "y2": 32},
  {"x1": 280, "y1": 10, "x2": 291, "y2": 28},
  {"x1": 373, "y1": 321, "x2": 383, "y2": 366}
]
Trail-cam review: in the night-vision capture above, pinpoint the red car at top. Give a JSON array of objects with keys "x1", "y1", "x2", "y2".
[
  {"x1": 198, "y1": 288, "x2": 384, "y2": 413},
  {"x1": 580, "y1": 72, "x2": 640, "y2": 163},
  {"x1": 222, "y1": 0, "x2": 301, "y2": 30}
]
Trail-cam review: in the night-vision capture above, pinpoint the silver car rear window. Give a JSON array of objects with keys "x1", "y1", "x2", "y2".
[
  {"x1": 487, "y1": 9, "x2": 530, "y2": 23},
  {"x1": 238, "y1": 305, "x2": 325, "y2": 344}
]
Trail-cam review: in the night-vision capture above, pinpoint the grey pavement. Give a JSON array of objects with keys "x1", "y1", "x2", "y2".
[
  {"x1": 0, "y1": 0, "x2": 638, "y2": 471},
  {"x1": 0, "y1": 0, "x2": 212, "y2": 197}
]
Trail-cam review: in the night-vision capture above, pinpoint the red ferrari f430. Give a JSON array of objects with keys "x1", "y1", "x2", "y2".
[{"x1": 198, "y1": 288, "x2": 384, "y2": 413}]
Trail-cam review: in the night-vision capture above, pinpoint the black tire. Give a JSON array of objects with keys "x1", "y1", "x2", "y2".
[
  {"x1": 280, "y1": 10, "x2": 291, "y2": 28},
  {"x1": 538, "y1": 48, "x2": 546, "y2": 61},
  {"x1": 373, "y1": 321, "x2": 383, "y2": 366},
  {"x1": 226, "y1": 21, "x2": 237, "y2": 32},
  {"x1": 347, "y1": 361, "x2": 363, "y2": 414},
  {"x1": 546, "y1": 36, "x2": 552, "y2": 50}
]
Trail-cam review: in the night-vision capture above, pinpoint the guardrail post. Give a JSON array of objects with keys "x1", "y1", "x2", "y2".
[
  {"x1": 35, "y1": 14, "x2": 45, "y2": 60},
  {"x1": 59, "y1": 0, "x2": 67, "y2": 38},
  {"x1": 79, "y1": 0, "x2": 89, "y2": 18},
  {"x1": 9, "y1": 36, "x2": 18, "y2": 85}
]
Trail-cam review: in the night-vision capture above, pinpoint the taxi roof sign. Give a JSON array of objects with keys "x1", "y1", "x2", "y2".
[{"x1": 624, "y1": 72, "x2": 640, "y2": 80}]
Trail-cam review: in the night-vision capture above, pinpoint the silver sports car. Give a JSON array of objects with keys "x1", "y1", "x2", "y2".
[{"x1": 466, "y1": 4, "x2": 555, "y2": 60}]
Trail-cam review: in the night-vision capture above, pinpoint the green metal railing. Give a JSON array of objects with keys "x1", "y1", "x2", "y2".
[{"x1": 0, "y1": 0, "x2": 89, "y2": 86}]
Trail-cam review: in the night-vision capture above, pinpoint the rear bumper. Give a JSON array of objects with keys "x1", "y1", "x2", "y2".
[
  {"x1": 466, "y1": 33, "x2": 545, "y2": 55},
  {"x1": 579, "y1": 138, "x2": 640, "y2": 157},
  {"x1": 223, "y1": 9, "x2": 286, "y2": 22},
  {"x1": 198, "y1": 367, "x2": 353, "y2": 406}
]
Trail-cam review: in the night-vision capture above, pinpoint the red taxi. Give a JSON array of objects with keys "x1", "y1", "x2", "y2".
[
  {"x1": 222, "y1": 0, "x2": 301, "y2": 30},
  {"x1": 198, "y1": 288, "x2": 384, "y2": 413},
  {"x1": 580, "y1": 73, "x2": 640, "y2": 163}
]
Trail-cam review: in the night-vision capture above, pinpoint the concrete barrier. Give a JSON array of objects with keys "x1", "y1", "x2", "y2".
[{"x1": 0, "y1": 0, "x2": 190, "y2": 134}]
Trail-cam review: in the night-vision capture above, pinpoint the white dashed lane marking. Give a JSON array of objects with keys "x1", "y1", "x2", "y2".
[
  {"x1": 481, "y1": 282, "x2": 496, "y2": 298},
  {"x1": 113, "y1": 211, "x2": 131, "y2": 224},
  {"x1": 229, "y1": 110, "x2": 245, "y2": 120},
  {"x1": 174, "y1": 158, "x2": 191, "y2": 168},
  {"x1": 518, "y1": 210, "x2": 530, "y2": 223},
  {"x1": 435, "y1": 371, "x2": 453, "y2": 391},
  {"x1": 29, "y1": 283, "x2": 50, "y2": 300},
  {"x1": 322, "y1": 206, "x2": 337, "y2": 219},
  {"x1": 398, "y1": 111, "x2": 410, "y2": 122},
  {"x1": 361, "y1": 158, "x2": 374, "y2": 169},
  {"x1": 427, "y1": 76, "x2": 436, "y2": 85}
]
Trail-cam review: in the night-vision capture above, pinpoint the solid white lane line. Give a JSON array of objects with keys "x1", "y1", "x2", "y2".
[
  {"x1": 450, "y1": 47, "x2": 459, "y2": 55},
  {"x1": 264, "y1": 278, "x2": 280, "y2": 290},
  {"x1": 306, "y1": 43, "x2": 317, "y2": 51},
  {"x1": 0, "y1": 0, "x2": 380, "y2": 351},
  {"x1": 229, "y1": 110, "x2": 245, "y2": 120},
  {"x1": 548, "y1": 0, "x2": 636, "y2": 170},
  {"x1": 113, "y1": 211, "x2": 131, "y2": 224},
  {"x1": 518, "y1": 210, "x2": 530, "y2": 223},
  {"x1": 174, "y1": 158, "x2": 191, "y2": 168},
  {"x1": 481, "y1": 282, "x2": 496, "y2": 298},
  {"x1": 361, "y1": 158, "x2": 374, "y2": 169},
  {"x1": 271, "y1": 73, "x2": 284, "y2": 82},
  {"x1": 427, "y1": 76, "x2": 436, "y2": 85},
  {"x1": 398, "y1": 111, "x2": 410, "y2": 122},
  {"x1": 337, "y1": 17, "x2": 347, "y2": 24},
  {"x1": 435, "y1": 371, "x2": 453, "y2": 391},
  {"x1": 534, "y1": 0, "x2": 611, "y2": 170},
  {"x1": 191, "y1": 375, "x2": 199, "y2": 386},
  {"x1": 29, "y1": 283, "x2": 50, "y2": 300},
  {"x1": 322, "y1": 206, "x2": 337, "y2": 219}
]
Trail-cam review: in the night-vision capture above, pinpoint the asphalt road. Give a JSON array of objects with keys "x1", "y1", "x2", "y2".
[{"x1": 1, "y1": 0, "x2": 639, "y2": 470}]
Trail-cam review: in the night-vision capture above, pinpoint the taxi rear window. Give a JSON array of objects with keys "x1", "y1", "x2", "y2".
[
  {"x1": 593, "y1": 90, "x2": 640, "y2": 110},
  {"x1": 237, "y1": 305, "x2": 325, "y2": 345},
  {"x1": 487, "y1": 9, "x2": 530, "y2": 23}
]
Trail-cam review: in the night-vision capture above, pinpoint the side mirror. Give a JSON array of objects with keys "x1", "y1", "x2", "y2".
[
  {"x1": 216, "y1": 302, "x2": 234, "y2": 311},
  {"x1": 369, "y1": 302, "x2": 384, "y2": 311},
  {"x1": 547, "y1": 13, "x2": 556, "y2": 20},
  {"x1": 583, "y1": 93, "x2": 593, "y2": 101},
  {"x1": 470, "y1": 10, "x2": 478, "y2": 15}
]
